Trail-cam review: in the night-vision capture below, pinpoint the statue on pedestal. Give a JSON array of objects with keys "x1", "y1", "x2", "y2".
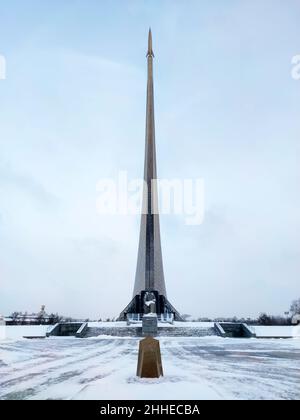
[{"x1": 144, "y1": 292, "x2": 156, "y2": 315}]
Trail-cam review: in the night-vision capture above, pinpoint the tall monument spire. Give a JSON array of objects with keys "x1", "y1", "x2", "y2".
[
  {"x1": 147, "y1": 28, "x2": 154, "y2": 58},
  {"x1": 118, "y1": 30, "x2": 182, "y2": 321},
  {"x1": 133, "y1": 28, "x2": 166, "y2": 297}
]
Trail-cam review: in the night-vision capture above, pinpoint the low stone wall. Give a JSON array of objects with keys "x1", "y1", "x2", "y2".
[
  {"x1": 85, "y1": 326, "x2": 217, "y2": 338},
  {"x1": 46, "y1": 323, "x2": 84, "y2": 337},
  {"x1": 215, "y1": 323, "x2": 255, "y2": 338},
  {"x1": 85, "y1": 327, "x2": 141, "y2": 337}
]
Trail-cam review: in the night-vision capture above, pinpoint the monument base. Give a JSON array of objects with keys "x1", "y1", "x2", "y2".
[
  {"x1": 118, "y1": 290, "x2": 184, "y2": 322},
  {"x1": 142, "y1": 314, "x2": 158, "y2": 336},
  {"x1": 137, "y1": 336, "x2": 163, "y2": 378}
]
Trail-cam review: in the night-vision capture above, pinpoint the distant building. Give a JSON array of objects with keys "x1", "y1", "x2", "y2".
[{"x1": 5, "y1": 306, "x2": 59, "y2": 325}]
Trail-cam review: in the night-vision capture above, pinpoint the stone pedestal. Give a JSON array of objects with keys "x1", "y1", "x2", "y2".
[
  {"x1": 142, "y1": 314, "x2": 158, "y2": 336},
  {"x1": 137, "y1": 337, "x2": 163, "y2": 378}
]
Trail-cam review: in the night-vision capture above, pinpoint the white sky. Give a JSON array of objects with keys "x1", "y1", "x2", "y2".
[{"x1": 0, "y1": 0, "x2": 299, "y2": 319}]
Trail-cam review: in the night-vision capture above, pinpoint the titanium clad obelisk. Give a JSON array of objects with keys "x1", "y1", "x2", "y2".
[
  {"x1": 133, "y1": 29, "x2": 167, "y2": 297},
  {"x1": 118, "y1": 30, "x2": 182, "y2": 322}
]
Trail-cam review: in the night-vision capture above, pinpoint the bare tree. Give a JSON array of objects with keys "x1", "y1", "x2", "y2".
[
  {"x1": 290, "y1": 298, "x2": 300, "y2": 316},
  {"x1": 258, "y1": 313, "x2": 272, "y2": 325},
  {"x1": 10, "y1": 312, "x2": 21, "y2": 325},
  {"x1": 49, "y1": 313, "x2": 60, "y2": 325},
  {"x1": 21, "y1": 312, "x2": 28, "y2": 325}
]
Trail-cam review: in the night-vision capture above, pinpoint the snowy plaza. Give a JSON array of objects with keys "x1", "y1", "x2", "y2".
[
  {"x1": 1, "y1": 1, "x2": 300, "y2": 403},
  {"x1": 0, "y1": 332, "x2": 299, "y2": 400}
]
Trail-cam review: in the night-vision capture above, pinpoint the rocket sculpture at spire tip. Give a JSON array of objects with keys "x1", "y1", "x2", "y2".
[{"x1": 147, "y1": 28, "x2": 154, "y2": 58}]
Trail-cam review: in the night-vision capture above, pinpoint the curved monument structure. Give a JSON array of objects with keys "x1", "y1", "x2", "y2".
[{"x1": 118, "y1": 30, "x2": 183, "y2": 322}]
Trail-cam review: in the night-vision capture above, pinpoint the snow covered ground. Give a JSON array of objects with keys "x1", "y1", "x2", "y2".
[
  {"x1": 253, "y1": 326, "x2": 300, "y2": 338},
  {"x1": 1, "y1": 326, "x2": 50, "y2": 340},
  {"x1": 0, "y1": 336, "x2": 299, "y2": 400}
]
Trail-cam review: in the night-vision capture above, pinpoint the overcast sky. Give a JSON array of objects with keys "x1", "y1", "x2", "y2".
[{"x1": 0, "y1": 0, "x2": 299, "y2": 319}]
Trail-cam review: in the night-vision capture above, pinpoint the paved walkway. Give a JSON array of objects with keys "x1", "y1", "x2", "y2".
[{"x1": 0, "y1": 337, "x2": 299, "y2": 400}]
